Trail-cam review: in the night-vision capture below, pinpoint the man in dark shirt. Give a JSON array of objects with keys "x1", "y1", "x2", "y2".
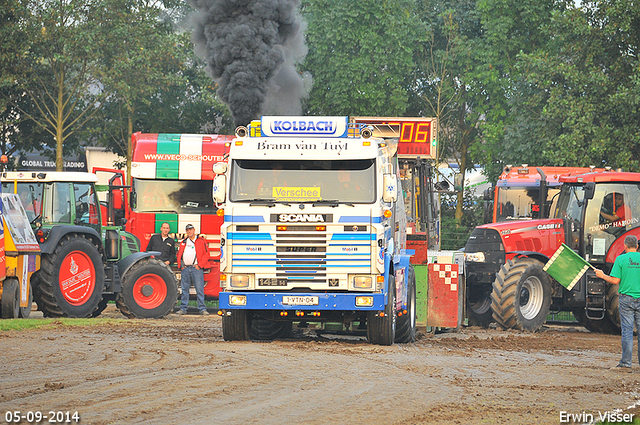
[{"x1": 145, "y1": 222, "x2": 177, "y2": 265}]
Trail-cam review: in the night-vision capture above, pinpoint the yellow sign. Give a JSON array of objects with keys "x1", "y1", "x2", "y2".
[{"x1": 273, "y1": 187, "x2": 321, "y2": 200}]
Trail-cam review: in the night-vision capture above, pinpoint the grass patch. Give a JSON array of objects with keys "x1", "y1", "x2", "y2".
[{"x1": 0, "y1": 317, "x2": 129, "y2": 332}]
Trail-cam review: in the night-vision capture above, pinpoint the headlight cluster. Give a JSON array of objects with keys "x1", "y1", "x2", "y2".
[
  {"x1": 229, "y1": 274, "x2": 251, "y2": 288},
  {"x1": 351, "y1": 275, "x2": 373, "y2": 289},
  {"x1": 465, "y1": 252, "x2": 486, "y2": 263}
]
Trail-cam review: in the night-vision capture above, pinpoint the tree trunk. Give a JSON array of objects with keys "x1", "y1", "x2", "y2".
[
  {"x1": 126, "y1": 114, "x2": 133, "y2": 185},
  {"x1": 56, "y1": 67, "x2": 65, "y2": 172}
]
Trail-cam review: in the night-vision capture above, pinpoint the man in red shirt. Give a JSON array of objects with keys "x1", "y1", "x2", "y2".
[
  {"x1": 175, "y1": 224, "x2": 210, "y2": 316},
  {"x1": 601, "y1": 193, "x2": 630, "y2": 227}
]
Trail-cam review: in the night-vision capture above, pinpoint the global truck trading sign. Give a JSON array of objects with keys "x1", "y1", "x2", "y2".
[{"x1": 350, "y1": 117, "x2": 437, "y2": 158}]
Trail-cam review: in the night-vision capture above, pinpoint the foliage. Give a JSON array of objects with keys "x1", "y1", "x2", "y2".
[
  {"x1": 1, "y1": 0, "x2": 639, "y2": 202},
  {"x1": 80, "y1": 0, "x2": 233, "y2": 181},
  {"x1": 2, "y1": 0, "x2": 109, "y2": 170},
  {"x1": 513, "y1": 0, "x2": 640, "y2": 172},
  {"x1": 440, "y1": 189, "x2": 484, "y2": 250},
  {"x1": 0, "y1": 0, "x2": 233, "y2": 173},
  {"x1": 301, "y1": 0, "x2": 423, "y2": 116}
]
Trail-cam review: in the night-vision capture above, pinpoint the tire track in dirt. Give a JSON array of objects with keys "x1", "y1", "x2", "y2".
[{"x1": 0, "y1": 314, "x2": 634, "y2": 425}]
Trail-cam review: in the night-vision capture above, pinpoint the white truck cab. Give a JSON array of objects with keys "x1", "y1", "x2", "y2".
[{"x1": 214, "y1": 116, "x2": 416, "y2": 345}]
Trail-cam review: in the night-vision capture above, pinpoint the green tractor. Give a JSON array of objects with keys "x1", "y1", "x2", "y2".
[{"x1": 1, "y1": 171, "x2": 178, "y2": 318}]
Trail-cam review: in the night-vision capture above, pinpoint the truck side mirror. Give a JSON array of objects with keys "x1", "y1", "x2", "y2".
[
  {"x1": 382, "y1": 174, "x2": 397, "y2": 203},
  {"x1": 483, "y1": 186, "x2": 494, "y2": 201},
  {"x1": 213, "y1": 162, "x2": 228, "y2": 175},
  {"x1": 129, "y1": 191, "x2": 137, "y2": 209},
  {"x1": 213, "y1": 174, "x2": 227, "y2": 204},
  {"x1": 584, "y1": 182, "x2": 595, "y2": 200}
]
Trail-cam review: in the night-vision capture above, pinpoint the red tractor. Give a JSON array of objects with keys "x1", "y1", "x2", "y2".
[
  {"x1": 484, "y1": 165, "x2": 601, "y2": 223},
  {"x1": 465, "y1": 170, "x2": 640, "y2": 332}
]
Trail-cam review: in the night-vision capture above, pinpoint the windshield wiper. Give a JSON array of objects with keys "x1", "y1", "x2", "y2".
[
  {"x1": 312, "y1": 199, "x2": 353, "y2": 207},
  {"x1": 245, "y1": 198, "x2": 276, "y2": 207}
]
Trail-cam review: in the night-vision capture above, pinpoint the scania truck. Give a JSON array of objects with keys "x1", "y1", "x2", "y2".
[{"x1": 213, "y1": 116, "x2": 419, "y2": 345}]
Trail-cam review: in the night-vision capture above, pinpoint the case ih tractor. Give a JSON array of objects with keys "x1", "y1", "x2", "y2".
[
  {"x1": 1, "y1": 171, "x2": 178, "y2": 318},
  {"x1": 465, "y1": 170, "x2": 640, "y2": 332},
  {"x1": 483, "y1": 165, "x2": 601, "y2": 224}
]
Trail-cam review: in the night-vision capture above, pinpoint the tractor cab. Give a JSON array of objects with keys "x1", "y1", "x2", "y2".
[{"x1": 554, "y1": 173, "x2": 640, "y2": 265}]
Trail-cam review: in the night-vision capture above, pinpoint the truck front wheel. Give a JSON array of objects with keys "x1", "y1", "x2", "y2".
[
  {"x1": 222, "y1": 310, "x2": 251, "y2": 341},
  {"x1": 491, "y1": 258, "x2": 551, "y2": 331},
  {"x1": 117, "y1": 259, "x2": 178, "y2": 319},
  {"x1": 367, "y1": 275, "x2": 396, "y2": 345},
  {"x1": 249, "y1": 319, "x2": 293, "y2": 340},
  {"x1": 395, "y1": 267, "x2": 416, "y2": 343},
  {"x1": 1, "y1": 278, "x2": 20, "y2": 319},
  {"x1": 18, "y1": 282, "x2": 33, "y2": 318}
]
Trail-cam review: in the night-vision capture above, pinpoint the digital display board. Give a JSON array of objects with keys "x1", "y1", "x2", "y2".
[{"x1": 350, "y1": 117, "x2": 437, "y2": 158}]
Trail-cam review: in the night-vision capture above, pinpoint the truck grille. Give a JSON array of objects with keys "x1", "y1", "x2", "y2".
[{"x1": 231, "y1": 224, "x2": 372, "y2": 286}]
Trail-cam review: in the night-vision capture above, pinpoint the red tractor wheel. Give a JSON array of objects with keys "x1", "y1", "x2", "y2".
[{"x1": 117, "y1": 258, "x2": 178, "y2": 318}]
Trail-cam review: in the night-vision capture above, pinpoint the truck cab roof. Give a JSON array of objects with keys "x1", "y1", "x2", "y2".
[
  {"x1": 559, "y1": 171, "x2": 636, "y2": 184},
  {"x1": 497, "y1": 166, "x2": 601, "y2": 187},
  {"x1": 1, "y1": 171, "x2": 99, "y2": 183}
]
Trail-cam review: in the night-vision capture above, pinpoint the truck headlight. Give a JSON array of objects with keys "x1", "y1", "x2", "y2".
[
  {"x1": 465, "y1": 252, "x2": 486, "y2": 263},
  {"x1": 355, "y1": 296, "x2": 374, "y2": 307},
  {"x1": 229, "y1": 274, "x2": 251, "y2": 288},
  {"x1": 351, "y1": 275, "x2": 373, "y2": 289},
  {"x1": 229, "y1": 295, "x2": 247, "y2": 306}
]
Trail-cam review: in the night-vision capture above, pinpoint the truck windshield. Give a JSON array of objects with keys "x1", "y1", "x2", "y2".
[
  {"x1": 229, "y1": 159, "x2": 376, "y2": 203},
  {"x1": 495, "y1": 186, "x2": 561, "y2": 221},
  {"x1": 133, "y1": 179, "x2": 216, "y2": 213}
]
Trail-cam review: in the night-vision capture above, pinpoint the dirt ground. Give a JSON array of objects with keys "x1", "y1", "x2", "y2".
[{"x1": 1, "y1": 306, "x2": 639, "y2": 425}]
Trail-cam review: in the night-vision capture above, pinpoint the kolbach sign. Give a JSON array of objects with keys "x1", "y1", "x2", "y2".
[{"x1": 18, "y1": 151, "x2": 87, "y2": 171}]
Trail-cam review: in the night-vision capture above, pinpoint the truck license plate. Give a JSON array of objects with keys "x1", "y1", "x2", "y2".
[{"x1": 282, "y1": 296, "x2": 319, "y2": 306}]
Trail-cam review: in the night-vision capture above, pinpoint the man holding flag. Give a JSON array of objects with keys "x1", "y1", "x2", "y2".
[{"x1": 595, "y1": 235, "x2": 640, "y2": 371}]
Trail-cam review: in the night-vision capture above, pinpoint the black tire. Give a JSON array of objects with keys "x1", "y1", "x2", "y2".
[
  {"x1": 32, "y1": 235, "x2": 104, "y2": 318},
  {"x1": 2, "y1": 278, "x2": 20, "y2": 319},
  {"x1": 571, "y1": 307, "x2": 619, "y2": 334},
  {"x1": 116, "y1": 259, "x2": 178, "y2": 319},
  {"x1": 367, "y1": 275, "x2": 396, "y2": 345},
  {"x1": 491, "y1": 258, "x2": 551, "y2": 331},
  {"x1": 395, "y1": 267, "x2": 416, "y2": 343},
  {"x1": 18, "y1": 281, "x2": 33, "y2": 318},
  {"x1": 91, "y1": 297, "x2": 111, "y2": 318},
  {"x1": 222, "y1": 310, "x2": 251, "y2": 341},
  {"x1": 249, "y1": 319, "x2": 293, "y2": 340},
  {"x1": 466, "y1": 284, "x2": 494, "y2": 327},
  {"x1": 606, "y1": 283, "x2": 621, "y2": 332}
]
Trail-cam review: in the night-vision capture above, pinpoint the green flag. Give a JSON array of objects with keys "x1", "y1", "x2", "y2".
[{"x1": 543, "y1": 244, "x2": 593, "y2": 291}]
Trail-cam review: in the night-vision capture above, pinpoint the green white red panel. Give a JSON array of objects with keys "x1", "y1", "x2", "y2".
[{"x1": 131, "y1": 133, "x2": 232, "y2": 180}]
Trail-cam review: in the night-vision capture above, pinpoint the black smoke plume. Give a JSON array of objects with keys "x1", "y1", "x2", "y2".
[{"x1": 190, "y1": 0, "x2": 311, "y2": 127}]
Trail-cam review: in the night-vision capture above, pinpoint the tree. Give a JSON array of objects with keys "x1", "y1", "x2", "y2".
[
  {"x1": 3, "y1": 0, "x2": 107, "y2": 171},
  {"x1": 514, "y1": 0, "x2": 640, "y2": 171},
  {"x1": 82, "y1": 1, "x2": 233, "y2": 182},
  {"x1": 412, "y1": 0, "x2": 483, "y2": 222},
  {"x1": 0, "y1": 0, "x2": 52, "y2": 165},
  {"x1": 301, "y1": 0, "x2": 423, "y2": 116}
]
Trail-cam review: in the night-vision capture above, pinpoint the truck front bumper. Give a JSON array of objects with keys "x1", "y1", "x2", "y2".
[{"x1": 220, "y1": 291, "x2": 386, "y2": 311}]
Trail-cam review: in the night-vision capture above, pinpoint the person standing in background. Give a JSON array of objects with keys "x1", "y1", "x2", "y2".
[
  {"x1": 175, "y1": 224, "x2": 210, "y2": 316},
  {"x1": 595, "y1": 235, "x2": 640, "y2": 371},
  {"x1": 145, "y1": 222, "x2": 177, "y2": 266}
]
